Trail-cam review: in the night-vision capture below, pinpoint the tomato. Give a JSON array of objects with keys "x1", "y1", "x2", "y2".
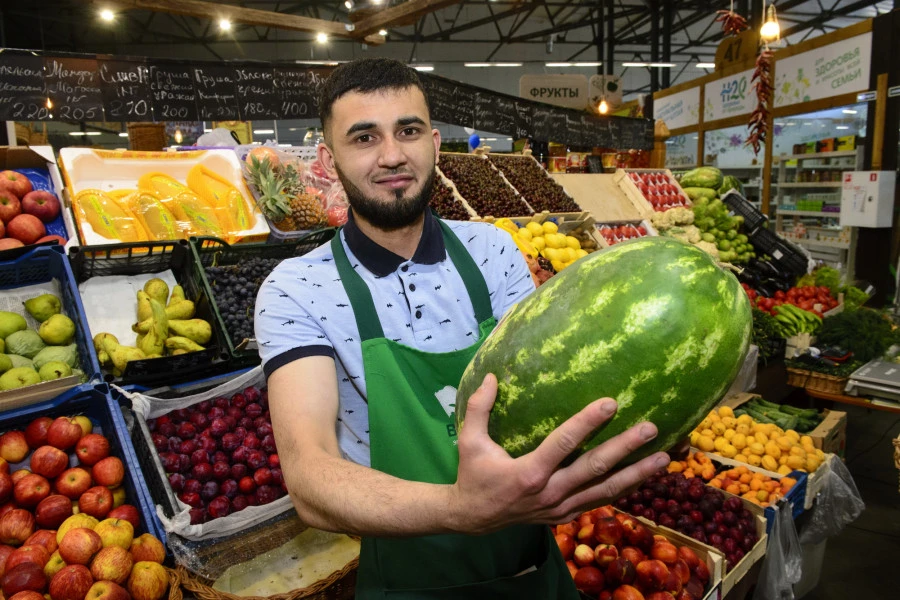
[
  {"x1": 774, "y1": 290, "x2": 786, "y2": 300},
  {"x1": 799, "y1": 300, "x2": 815, "y2": 311}
]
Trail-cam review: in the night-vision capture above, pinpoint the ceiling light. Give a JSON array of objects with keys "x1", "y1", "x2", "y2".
[
  {"x1": 598, "y1": 100, "x2": 609, "y2": 114},
  {"x1": 174, "y1": 129, "x2": 183, "y2": 144},
  {"x1": 622, "y1": 62, "x2": 649, "y2": 67},
  {"x1": 118, "y1": 132, "x2": 129, "y2": 137},
  {"x1": 371, "y1": 0, "x2": 383, "y2": 4},
  {"x1": 842, "y1": 109, "x2": 858, "y2": 114},
  {"x1": 203, "y1": 128, "x2": 213, "y2": 133},
  {"x1": 316, "y1": 32, "x2": 328, "y2": 43},
  {"x1": 69, "y1": 131, "x2": 101, "y2": 136},
  {"x1": 253, "y1": 129, "x2": 275, "y2": 135},
  {"x1": 545, "y1": 62, "x2": 602, "y2": 67},
  {"x1": 836, "y1": 126, "x2": 850, "y2": 130},
  {"x1": 378, "y1": 29, "x2": 388, "y2": 36},
  {"x1": 464, "y1": 62, "x2": 522, "y2": 67},
  {"x1": 649, "y1": 63, "x2": 676, "y2": 68},
  {"x1": 99, "y1": 9, "x2": 115, "y2": 22},
  {"x1": 344, "y1": 0, "x2": 353, "y2": 8},
  {"x1": 411, "y1": 65, "x2": 434, "y2": 71},
  {"x1": 696, "y1": 62, "x2": 716, "y2": 69},
  {"x1": 760, "y1": 3, "x2": 781, "y2": 42},
  {"x1": 294, "y1": 60, "x2": 343, "y2": 65},
  {"x1": 219, "y1": 19, "x2": 232, "y2": 31}
]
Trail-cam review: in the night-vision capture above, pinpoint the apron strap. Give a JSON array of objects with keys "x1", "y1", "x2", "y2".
[{"x1": 331, "y1": 217, "x2": 494, "y2": 342}]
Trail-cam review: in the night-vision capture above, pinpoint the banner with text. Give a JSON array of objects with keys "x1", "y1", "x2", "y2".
[
  {"x1": 518, "y1": 74, "x2": 589, "y2": 110},
  {"x1": 704, "y1": 68, "x2": 756, "y2": 122},
  {"x1": 653, "y1": 87, "x2": 700, "y2": 130},
  {"x1": 774, "y1": 32, "x2": 872, "y2": 108}
]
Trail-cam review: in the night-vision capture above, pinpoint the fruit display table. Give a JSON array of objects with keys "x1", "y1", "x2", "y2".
[{"x1": 804, "y1": 388, "x2": 900, "y2": 415}]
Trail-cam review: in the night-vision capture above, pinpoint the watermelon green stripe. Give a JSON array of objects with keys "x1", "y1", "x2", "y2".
[{"x1": 456, "y1": 236, "x2": 752, "y2": 465}]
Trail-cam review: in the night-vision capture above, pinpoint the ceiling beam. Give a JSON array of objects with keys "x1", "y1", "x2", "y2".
[{"x1": 351, "y1": 0, "x2": 463, "y2": 38}]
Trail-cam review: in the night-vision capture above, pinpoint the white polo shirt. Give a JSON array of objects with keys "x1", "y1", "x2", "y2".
[{"x1": 255, "y1": 210, "x2": 535, "y2": 466}]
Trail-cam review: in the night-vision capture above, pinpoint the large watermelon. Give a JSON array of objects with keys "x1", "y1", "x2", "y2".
[
  {"x1": 680, "y1": 167, "x2": 724, "y2": 190},
  {"x1": 455, "y1": 237, "x2": 752, "y2": 464}
]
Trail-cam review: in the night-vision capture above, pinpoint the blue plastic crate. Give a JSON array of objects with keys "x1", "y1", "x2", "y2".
[
  {"x1": 763, "y1": 470, "x2": 808, "y2": 534},
  {"x1": 0, "y1": 245, "x2": 101, "y2": 386},
  {"x1": 0, "y1": 383, "x2": 166, "y2": 546}
]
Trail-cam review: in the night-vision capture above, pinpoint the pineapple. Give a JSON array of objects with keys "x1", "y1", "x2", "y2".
[
  {"x1": 290, "y1": 193, "x2": 328, "y2": 230},
  {"x1": 246, "y1": 155, "x2": 327, "y2": 231}
]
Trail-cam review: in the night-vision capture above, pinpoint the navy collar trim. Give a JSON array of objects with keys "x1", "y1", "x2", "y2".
[{"x1": 342, "y1": 209, "x2": 446, "y2": 277}]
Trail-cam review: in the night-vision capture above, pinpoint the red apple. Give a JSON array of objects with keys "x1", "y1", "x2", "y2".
[
  {"x1": 573, "y1": 565, "x2": 605, "y2": 594},
  {"x1": 621, "y1": 547, "x2": 646, "y2": 565},
  {"x1": 85, "y1": 581, "x2": 130, "y2": 600},
  {"x1": 573, "y1": 543, "x2": 595, "y2": 567},
  {"x1": 0, "y1": 458, "x2": 8, "y2": 475},
  {"x1": 78, "y1": 487, "x2": 113, "y2": 519},
  {"x1": 612, "y1": 585, "x2": 646, "y2": 600},
  {"x1": 594, "y1": 543, "x2": 619, "y2": 569},
  {"x1": 35, "y1": 235, "x2": 67, "y2": 246},
  {"x1": 91, "y1": 457, "x2": 124, "y2": 489},
  {"x1": 35, "y1": 495, "x2": 74, "y2": 530},
  {"x1": 594, "y1": 517, "x2": 624, "y2": 546},
  {"x1": 636, "y1": 559, "x2": 670, "y2": 592},
  {"x1": 671, "y1": 559, "x2": 691, "y2": 585},
  {"x1": 24, "y1": 530, "x2": 57, "y2": 555},
  {"x1": 106, "y1": 505, "x2": 140, "y2": 532},
  {"x1": 0, "y1": 509, "x2": 35, "y2": 545},
  {"x1": 126, "y1": 561, "x2": 168, "y2": 600},
  {"x1": 24, "y1": 418, "x2": 53, "y2": 450},
  {"x1": 0, "y1": 238, "x2": 24, "y2": 251},
  {"x1": 93, "y1": 518, "x2": 133, "y2": 550},
  {"x1": 6, "y1": 545, "x2": 50, "y2": 570},
  {"x1": 0, "y1": 502, "x2": 16, "y2": 520},
  {"x1": 129, "y1": 534, "x2": 165, "y2": 564},
  {"x1": 58, "y1": 528, "x2": 102, "y2": 565},
  {"x1": 30, "y1": 447, "x2": 69, "y2": 480},
  {"x1": 0, "y1": 472, "x2": 12, "y2": 503},
  {"x1": 1, "y1": 562, "x2": 47, "y2": 597},
  {"x1": 13, "y1": 474, "x2": 51, "y2": 508},
  {"x1": 11, "y1": 470, "x2": 31, "y2": 485},
  {"x1": 0, "y1": 431, "x2": 29, "y2": 463},
  {"x1": 21, "y1": 191, "x2": 60, "y2": 224},
  {"x1": 0, "y1": 171, "x2": 32, "y2": 199},
  {"x1": 49, "y1": 564, "x2": 93, "y2": 600},
  {"x1": 0, "y1": 544, "x2": 15, "y2": 576},
  {"x1": 47, "y1": 419, "x2": 82, "y2": 452},
  {"x1": 75, "y1": 435, "x2": 110, "y2": 467},
  {"x1": 89, "y1": 546, "x2": 133, "y2": 585},
  {"x1": 56, "y1": 515, "x2": 100, "y2": 546},
  {"x1": 55, "y1": 468, "x2": 92, "y2": 499},
  {"x1": 6, "y1": 215, "x2": 45, "y2": 246},
  {"x1": 9, "y1": 590, "x2": 46, "y2": 600},
  {"x1": 0, "y1": 191, "x2": 21, "y2": 223}
]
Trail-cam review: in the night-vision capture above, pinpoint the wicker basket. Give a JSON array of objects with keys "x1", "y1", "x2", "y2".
[
  {"x1": 165, "y1": 567, "x2": 185, "y2": 600},
  {"x1": 177, "y1": 557, "x2": 358, "y2": 600},
  {"x1": 787, "y1": 367, "x2": 849, "y2": 394},
  {"x1": 786, "y1": 367, "x2": 812, "y2": 388},
  {"x1": 127, "y1": 122, "x2": 168, "y2": 151}
]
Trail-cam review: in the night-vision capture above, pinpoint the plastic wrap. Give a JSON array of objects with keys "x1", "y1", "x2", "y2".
[
  {"x1": 753, "y1": 502, "x2": 802, "y2": 600},
  {"x1": 799, "y1": 457, "x2": 865, "y2": 545}
]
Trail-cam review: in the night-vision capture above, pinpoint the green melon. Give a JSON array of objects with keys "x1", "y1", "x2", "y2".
[
  {"x1": 680, "y1": 167, "x2": 724, "y2": 190},
  {"x1": 455, "y1": 237, "x2": 752, "y2": 464}
]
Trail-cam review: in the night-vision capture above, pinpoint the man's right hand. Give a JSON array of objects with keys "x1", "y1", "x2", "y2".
[{"x1": 448, "y1": 374, "x2": 670, "y2": 534}]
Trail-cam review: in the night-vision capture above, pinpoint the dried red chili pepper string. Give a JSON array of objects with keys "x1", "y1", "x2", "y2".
[{"x1": 746, "y1": 49, "x2": 774, "y2": 155}]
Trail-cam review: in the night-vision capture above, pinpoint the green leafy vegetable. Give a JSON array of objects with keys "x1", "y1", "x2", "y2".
[
  {"x1": 814, "y1": 266, "x2": 842, "y2": 294},
  {"x1": 839, "y1": 286, "x2": 869, "y2": 311},
  {"x1": 817, "y1": 308, "x2": 898, "y2": 362},
  {"x1": 787, "y1": 357, "x2": 864, "y2": 377},
  {"x1": 751, "y1": 308, "x2": 783, "y2": 362}
]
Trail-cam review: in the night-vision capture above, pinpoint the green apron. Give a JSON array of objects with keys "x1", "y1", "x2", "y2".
[{"x1": 331, "y1": 221, "x2": 579, "y2": 599}]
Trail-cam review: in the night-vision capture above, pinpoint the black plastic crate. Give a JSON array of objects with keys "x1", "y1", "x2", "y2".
[
  {"x1": 189, "y1": 228, "x2": 337, "y2": 368},
  {"x1": 722, "y1": 189, "x2": 768, "y2": 234},
  {"x1": 68, "y1": 240, "x2": 233, "y2": 387},
  {"x1": 749, "y1": 227, "x2": 810, "y2": 277},
  {"x1": 0, "y1": 383, "x2": 166, "y2": 545}
]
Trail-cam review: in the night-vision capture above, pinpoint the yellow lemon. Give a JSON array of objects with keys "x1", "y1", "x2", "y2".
[
  {"x1": 718, "y1": 406, "x2": 735, "y2": 418},
  {"x1": 542, "y1": 221, "x2": 559, "y2": 234},
  {"x1": 526, "y1": 222, "x2": 544, "y2": 235},
  {"x1": 546, "y1": 234, "x2": 564, "y2": 249},
  {"x1": 786, "y1": 455, "x2": 805, "y2": 470},
  {"x1": 712, "y1": 422, "x2": 727, "y2": 436},
  {"x1": 806, "y1": 456, "x2": 821, "y2": 472},
  {"x1": 789, "y1": 446, "x2": 807, "y2": 458},
  {"x1": 550, "y1": 259, "x2": 566, "y2": 272},
  {"x1": 516, "y1": 227, "x2": 533, "y2": 241},
  {"x1": 800, "y1": 435, "x2": 814, "y2": 447},
  {"x1": 777, "y1": 464, "x2": 793, "y2": 476},
  {"x1": 690, "y1": 431, "x2": 700, "y2": 447},
  {"x1": 700, "y1": 428, "x2": 715, "y2": 439},
  {"x1": 733, "y1": 453, "x2": 748, "y2": 463},
  {"x1": 714, "y1": 437, "x2": 728, "y2": 451},
  {"x1": 722, "y1": 417, "x2": 737, "y2": 428},
  {"x1": 709, "y1": 413, "x2": 721, "y2": 423},
  {"x1": 785, "y1": 429, "x2": 800, "y2": 441},
  {"x1": 565, "y1": 235, "x2": 581, "y2": 250},
  {"x1": 775, "y1": 436, "x2": 793, "y2": 451},
  {"x1": 576, "y1": 249, "x2": 588, "y2": 259},
  {"x1": 736, "y1": 423, "x2": 751, "y2": 436},
  {"x1": 532, "y1": 236, "x2": 546, "y2": 251},
  {"x1": 697, "y1": 436, "x2": 715, "y2": 452},
  {"x1": 736, "y1": 414, "x2": 753, "y2": 425},
  {"x1": 754, "y1": 432, "x2": 769, "y2": 445},
  {"x1": 764, "y1": 441, "x2": 782, "y2": 460}
]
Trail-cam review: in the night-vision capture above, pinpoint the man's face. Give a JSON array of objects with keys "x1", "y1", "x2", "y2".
[{"x1": 318, "y1": 86, "x2": 441, "y2": 230}]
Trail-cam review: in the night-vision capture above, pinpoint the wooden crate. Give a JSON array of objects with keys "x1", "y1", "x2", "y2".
[{"x1": 550, "y1": 173, "x2": 643, "y2": 223}]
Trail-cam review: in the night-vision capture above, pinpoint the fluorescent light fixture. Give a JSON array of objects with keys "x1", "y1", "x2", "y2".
[
  {"x1": 411, "y1": 65, "x2": 434, "y2": 71},
  {"x1": 464, "y1": 62, "x2": 522, "y2": 67},
  {"x1": 623, "y1": 62, "x2": 675, "y2": 68},
  {"x1": 219, "y1": 19, "x2": 232, "y2": 31},
  {"x1": 378, "y1": 29, "x2": 388, "y2": 36},
  {"x1": 372, "y1": 0, "x2": 383, "y2": 4},
  {"x1": 294, "y1": 60, "x2": 343, "y2": 65},
  {"x1": 484, "y1": 138, "x2": 497, "y2": 141},
  {"x1": 316, "y1": 32, "x2": 328, "y2": 43},
  {"x1": 118, "y1": 132, "x2": 129, "y2": 137},
  {"x1": 69, "y1": 131, "x2": 101, "y2": 136},
  {"x1": 278, "y1": 144, "x2": 293, "y2": 147},
  {"x1": 842, "y1": 109, "x2": 858, "y2": 114},
  {"x1": 253, "y1": 129, "x2": 275, "y2": 135},
  {"x1": 545, "y1": 62, "x2": 602, "y2": 67},
  {"x1": 696, "y1": 62, "x2": 716, "y2": 69},
  {"x1": 836, "y1": 126, "x2": 850, "y2": 130},
  {"x1": 649, "y1": 63, "x2": 676, "y2": 68},
  {"x1": 506, "y1": 138, "x2": 512, "y2": 141},
  {"x1": 622, "y1": 62, "x2": 648, "y2": 67},
  {"x1": 100, "y1": 9, "x2": 115, "y2": 22},
  {"x1": 288, "y1": 128, "x2": 299, "y2": 131},
  {"x1": 204, "y1": 128, "x2": 213, "y2": 133}
]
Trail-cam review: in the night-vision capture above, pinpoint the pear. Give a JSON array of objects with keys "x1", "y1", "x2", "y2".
[
  {"x1": 136, "y1": 291, "x2": 153, "y2": 322},
  {"x1": 110, "y1": 345, "x2": 147, "y2": 373},
  {"x1": 165, "y1": 336, "x2": 205, "y2": 353},
  {"x1": 143, "y1": 278, "x2": 169, "y2": 306},
  {"x1": 0, "y1": 354, "x2": 12, "y2": 374},
  {"x1": 138, "y1": 298, "x2": 167, "y2": 357},
  {"x1": 166, "y1": 300, "x2": 195, "y2": 320},
  {"x1": 167, "y1": 319, "x2": 212, "y2": 345},
  {"x1": 168, "y1": 285, "x2": 186, "y2": 307},
  {"x1": 93, "y1": 333, "x2": 118, "y2": 367},
  {"x1": 0, "y1": 311, "x2": 27, "y2": 340},
  {"x1": 23, "y1": 294, "x2": 62, "y2": 322},
  {"x1": 0, "y1": 338, "x2": 4, "y2": 353},
  {"x1": 0, "y1": 366, "x2": 41, "y2": 390},
  {"x1": 39, "y1": 361, "x2": 72, "y2": 381},
  {"x1": 38, "y1": 314, "x2": 75, "y2": 346}
]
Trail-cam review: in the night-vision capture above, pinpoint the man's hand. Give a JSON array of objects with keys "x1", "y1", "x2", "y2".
[{"x1": 449, "y1": 374, "x2": 670, "y2": 534}]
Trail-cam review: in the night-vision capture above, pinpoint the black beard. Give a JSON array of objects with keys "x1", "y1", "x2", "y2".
[{"x1": 335, "y1": 165, "x2": 435, "y2": 231}]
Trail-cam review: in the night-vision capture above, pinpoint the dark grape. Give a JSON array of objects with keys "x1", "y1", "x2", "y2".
[
  {"x1": 489, "y1": 154, "x2": 582, "y2": 213},
  {"x1": 204, "y1": 257, "x2": 283, "y2": 347},
  {"x1": 437, "y1": 154, "x2": 532, "y2": 218}
]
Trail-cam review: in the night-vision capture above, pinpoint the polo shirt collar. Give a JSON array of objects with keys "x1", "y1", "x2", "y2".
[{"x1": 342, "y1": 209, "x2": 446, "y2": 277}]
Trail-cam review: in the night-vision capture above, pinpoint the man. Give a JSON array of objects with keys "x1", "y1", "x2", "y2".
[{"x1": 256, "y1": 58, "x2": 669, "y2": 598}]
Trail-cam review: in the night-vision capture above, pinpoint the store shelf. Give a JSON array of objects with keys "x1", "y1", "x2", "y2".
[
  {"x1": 777, "y1": 210, "x2": 841, "y2": 217},
  {"x1": 776, "y1": 182, "x2": 844, "y2": 188},
  {"x1": 777, "y1": 150, "x2": 858, "y2": 161},
  {"x1": 793, "y1": 238, "x2": 852, "y2": 250}
]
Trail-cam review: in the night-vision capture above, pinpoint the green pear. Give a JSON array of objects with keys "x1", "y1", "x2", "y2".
[
  {"x1": 23, "y1": 294, "x2": 62, "y2": 322},
  {"x1": 165, "y1": 300, "x2": 195, "y2": 320},
  {"x1": 138, "y1": 299, "x2": 168, "y2": 357},
  {"x1": 38, "y1": 314, "x2": 75, "y2": 346},
  {"x1": 0, "y1": 338, "x2": 4, "y2": 353},
  {"x1": 0, "y1": 354, "x2": 12, "y2": 374},
  {"x1": 0, "y1": 311, "x2": 27, "y2": 340},
  {"x1": 0, "y1": 367, "x2": 41, "y2": 390},
  {"x1": 93, "y1": 333, "x2": 118, "y2": 367},
  {"x1": 39, "y1": 361, "x2": 72, "y2": 381},
  {"x1": 168, "y1": 285, "x2": 186, "y2": 307},
  {"x1": 136, "y1": 291, "x2": 153, "y2": 322},
  {"x1": 164, "y1": 336, "x2": 205, "y2": 353},
  {"x1": 143, "y1": 278, "x2": 169, "y2": 306},
  {"x1": 167, "y1": 319, "x2": 212, "y2": 345}
]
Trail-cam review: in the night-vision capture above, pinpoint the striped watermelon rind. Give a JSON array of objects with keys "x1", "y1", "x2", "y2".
[{"x1": 456, "y1": 236, "x2": 752, "y2": 465}]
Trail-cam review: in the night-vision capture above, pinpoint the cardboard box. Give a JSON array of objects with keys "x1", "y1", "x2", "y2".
[{"x1": 809, "y1": 409, "x2": 847, "y2": 457}]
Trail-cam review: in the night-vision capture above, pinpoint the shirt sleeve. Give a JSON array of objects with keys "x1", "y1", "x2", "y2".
[
  {"x1": 254, "y1": 265, "x2": 334, "y2": 379},
  {"x1": 484, "y1": 225, "x2": 536, "y2": 319}
]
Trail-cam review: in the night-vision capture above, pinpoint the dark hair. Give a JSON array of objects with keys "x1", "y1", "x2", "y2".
[{"x1": 318, "y1": 58, "x2": 430, "y2": 134}]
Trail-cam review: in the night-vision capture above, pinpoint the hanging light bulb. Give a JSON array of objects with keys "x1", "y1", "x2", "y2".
[
  {"x1": 46, "y1": 97, "x2": 53, "y2": 110},
  {"x1": 598, "y1": 99, "x2": 609, "y2": 115},
  {"x1": 760, "y1": 3, "x2": 780, "y2": 42},
  {"x1": 174, "y1": 128, "x2": 183, "y2": 144}
]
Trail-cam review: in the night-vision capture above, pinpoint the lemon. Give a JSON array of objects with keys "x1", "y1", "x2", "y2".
[
  {"x1": 566, "y1": 247, "x2": 579, "y2": 262},
  {"x1": 542, "y1": 248, "x2": 560, "y2": 262},
  {"x1": 517, "y1": 227, "x2": 533, "y2": 241},
  {"x1": 576, "y1": 249, "x2": 588, "y2": 259},
  {"x1": 718, "y1": 406, "x2": 735, "y2": 418},
  {"x1": 565, "y1": 235, "x2": 581, "y2": 250},
  {"x1": 731, "y1": 433, "x2": 747, "y2": 450},
  {"x1": 550, "y1": 259, "x2": 566, "y2": 272},
  {"x1": 723, "y1": 428, "x2": 736, "y2": 441},
  {"x1": 697, "y1": 436, "x2": 715, "y2": 452},
  {"x1": 545, "y1": 234, "x2": 563, "y2": 249},
  {"x1": 711, "y1": 422, "x2": 726, "y2": 436},
  {"x1": 748, "y1": 442, "x2": 765, "y2": 456},
  {"x1": 714, "y1": 437, "x2": 728, "y2": 451},
  {"x1": 532, "y1": 236, "x2": 546, "y2": 251},
  {"x1": 542, "y1": 221, "x2": 559, "y2": 234}
]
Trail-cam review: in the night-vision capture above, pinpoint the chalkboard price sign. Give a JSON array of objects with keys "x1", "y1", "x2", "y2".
[
  {"x1": 474, "y1": 92, "x2": 501, "y2": 134},
  {"x1": 234, "y1": 65, "x2": 279, "y2": 119},
  {"x1": 149, "y1": 63, "x2": 198, "y2": 120},
  {"x1": 193, "y1": 65, "x2": 240, "y2": 120},
  {"x1": 531, "y1": 105, "x2": 552, "y2": 141},
  {"x1": 0, "y1": 51, "x2": 47, "y2": 121},
  {"x1": 43, "y1": 56, "x2": 104, "y2": 121},
  {"x1": 422, "y1": 75, "x2": 474, "y2": 128},
  {"x1": 99, "y1": 59, "x2": 151, "y2": 121},
  {"x1": 513, "y1": 100, "x2": 533, "y2": 140},
  {"x1": 274, "y1": 67, "x2": 329, "y2": 119}
]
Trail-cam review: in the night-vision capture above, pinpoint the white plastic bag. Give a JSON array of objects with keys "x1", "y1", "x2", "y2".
[
  {"x1": 799, "y1": 458, "x2": 865, "y2": 545},
  {"x1": 753, "y1": 502, "x2": 802, "y2": 600}
]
